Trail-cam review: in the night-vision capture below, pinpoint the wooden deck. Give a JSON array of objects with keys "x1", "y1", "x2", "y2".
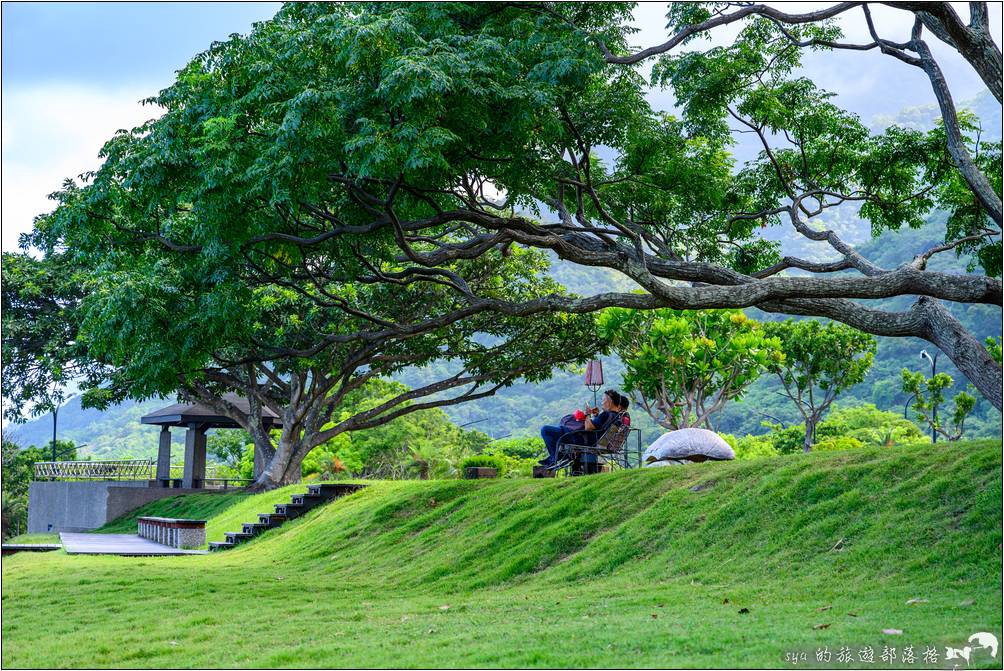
[{"x1": 60, "y1": 532, "x2": 208, "y2": 556}]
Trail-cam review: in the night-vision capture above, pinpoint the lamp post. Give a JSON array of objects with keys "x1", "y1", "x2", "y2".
[
  {"x1": 920, "y1": 349, "x2": 939, "y2": 444},
  {"x1": 50, "y1": 399, "x2": 61, "y2": 463},
  {"x1": 584, "y1": 359, "x2": 604, "y2": 408}
]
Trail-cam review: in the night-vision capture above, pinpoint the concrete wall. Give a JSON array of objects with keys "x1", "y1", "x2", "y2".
[{"x1": 28, "y1": 481, "x2": 221, "y2": 534}]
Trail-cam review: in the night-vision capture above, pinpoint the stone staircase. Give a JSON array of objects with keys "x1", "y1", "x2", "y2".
[{"x1": 208, "y1": 483, "x2": 365, "y2": 551}]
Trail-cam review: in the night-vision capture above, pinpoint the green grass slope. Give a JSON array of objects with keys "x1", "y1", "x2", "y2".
[{"x1": 2, "y1": 441, "x2": 1001, "y2": 668}]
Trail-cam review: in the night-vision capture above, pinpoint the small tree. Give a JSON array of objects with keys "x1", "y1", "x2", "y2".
[
  {"x1": 1, "y1": 439, "x2": 75, "y2": 539},
  {"x1": 901, "y1": 370, "x2": 976, "y2": 442},
  {"x1": 598, "y1": 308, "x2": 783, "y2": 430},
  {"x1": 206, "y1": 430, "x2": 251, "y2": 472},
  {"x1": 762, "y1": 320, "x2": 876, "y2": 452}
]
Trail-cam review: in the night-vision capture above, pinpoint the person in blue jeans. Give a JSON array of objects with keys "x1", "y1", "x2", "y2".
[{"x1": 539, "y1": 390, "x2": 624, "y2": 467}]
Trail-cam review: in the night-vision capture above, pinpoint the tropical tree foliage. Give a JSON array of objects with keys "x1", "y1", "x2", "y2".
[
  {"x1": 1, "y1": 252, "x2": 107, "y2": 424},
  {"x1": 901, "y1": 369, "x2": 977, "y2": 441},
  {"x1": 762, "y1": 320, "x2": 876, "y2": 452},
  {"x1": 598, "y1": 308, "x2": 783, "y2": 429},
  {"x1": 1, "y1": 439, "x2": 76, "y2": 539}
]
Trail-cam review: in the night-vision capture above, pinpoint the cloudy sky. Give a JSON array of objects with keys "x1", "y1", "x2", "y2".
[{"x1": 2, "y1": 2, "x2": 1000, "y2": 252}]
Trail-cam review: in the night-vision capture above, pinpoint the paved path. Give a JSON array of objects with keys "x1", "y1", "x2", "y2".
[{"x1": 60, "y1": 532, "x2": 208, "y2": 556}]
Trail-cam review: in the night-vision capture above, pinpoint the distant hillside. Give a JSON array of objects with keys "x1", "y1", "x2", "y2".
[
  {"x1": 3, "y1": 395, "x2": 184, "y2": 459},
  {"x1": 872, "y1": 90, "x2": 1002, "y2": 138}
]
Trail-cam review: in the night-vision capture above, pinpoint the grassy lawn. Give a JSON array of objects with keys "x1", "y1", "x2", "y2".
[
  {"x1": 3, "y1": 533, "x2": 60, "y2": 545},
  {"x1": 2, "y1": 441, "x2": 1000, "y2": 668}
]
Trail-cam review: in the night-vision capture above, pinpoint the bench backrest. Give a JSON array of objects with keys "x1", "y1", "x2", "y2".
[{"x1": 596, "y1": 413, "x2": 631, "y2": 452}]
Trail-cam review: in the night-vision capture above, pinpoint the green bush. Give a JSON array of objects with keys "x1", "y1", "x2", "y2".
[
  {"x1": 488, "y1": 436, "x2": 544, "y2": 460},
  {"x1": 734, "y1": 434, "x2": 780, "y2": 460},
  {"x1": 761, "y1": 424, "x2": 807, "y2": 454},
  {"x1": 822, "y1": 404, "x2": 926, "y2": 447},
  {"x1": 459, "y1": 455, "x2": 506, "y2": 475},
  {"x1": 760, "y1": 403, "x2": 928, "y2": 453},
  {"x1": 812, "y1": 436, "x2": 866, "y2": 452},
  {"x1": 480, "y1": 445, "x2": 539, "y2": 478}
]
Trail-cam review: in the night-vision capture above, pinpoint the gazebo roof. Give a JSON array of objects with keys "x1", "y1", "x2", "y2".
[{"x1": 140, "y1": 393, "x2": 283, "y2": 429}]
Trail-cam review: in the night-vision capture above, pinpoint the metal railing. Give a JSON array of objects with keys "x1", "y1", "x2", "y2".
[
  {"x1": 33, "y1": 460, "x2": 250, "y2": 487},
  {"x1": 34, "y1": 459, "x2": 155, "y2": 481},
  {"x1": 203, "y1": 478, "x2": 252, "y2": 490},
  {"x1": 167, "y1": 464, "x2": 228, "y2": 480}
]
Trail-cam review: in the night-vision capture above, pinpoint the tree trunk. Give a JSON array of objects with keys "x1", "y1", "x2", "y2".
[
  {"x1": 249, "y1": 437, "x2": 309, "y2": 492},
  {"x1": 917, "y1": 297, "x2": 1003, "y2": 411},
  {"x1": 803, "y1": 417, "x2": 816, "y2": 453},
  {"x1": 889, "y1": 3, "x2": 1004, "y2": 103}
]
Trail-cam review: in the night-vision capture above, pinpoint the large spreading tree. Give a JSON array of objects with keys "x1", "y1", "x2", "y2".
[
  {"x1": 11, "y1": 2, "x2": 1002, "y2": 468},
  {"x1": 11, "y1": 216, "x2": 602, "y2": 489},
  {"x1": 59, "y1": 1, "x2": 991, "y2": 406}
]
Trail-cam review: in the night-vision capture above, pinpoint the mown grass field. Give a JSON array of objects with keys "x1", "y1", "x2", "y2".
[{"x1": 2, "y1": 440, "x2": 1001, "y2": 668}]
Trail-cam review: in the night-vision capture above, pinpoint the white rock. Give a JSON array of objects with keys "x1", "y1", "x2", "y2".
[{"x1": 643, "y1": 428, "x2": 735, "y2": 467}]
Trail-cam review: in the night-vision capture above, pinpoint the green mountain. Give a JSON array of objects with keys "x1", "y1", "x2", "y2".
[
  {"x1": 3, "y1": 441, "x2": 1000, "y2": 667},
  {"x1": 3, "y1": 395, "x2": 183, "y2": 460}
]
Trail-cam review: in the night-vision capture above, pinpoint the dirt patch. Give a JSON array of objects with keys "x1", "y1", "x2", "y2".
[{"x1": 688, "y1": 480, "x2": 718, "y2": 492}]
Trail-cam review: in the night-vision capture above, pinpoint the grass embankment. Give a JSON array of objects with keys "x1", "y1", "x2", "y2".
[
  {"x1": 2, "y1": 440, "x2": 1001, "y2": 668},
  {"x1": 3, "y1": 533, "x2": 60, "y2": 545}
]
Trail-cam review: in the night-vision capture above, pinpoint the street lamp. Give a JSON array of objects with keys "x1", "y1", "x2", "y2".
[
  {"x1": 920, "y1": 349, "x2": 939, "y2": 444},
  {"x1": 584, "y1": 359, "x2": 604, "y2": 408},
  {"x1": 49, "y1": 398, "x2": 63, "y2": 462}
]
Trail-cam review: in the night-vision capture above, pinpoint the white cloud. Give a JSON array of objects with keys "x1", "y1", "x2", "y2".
[{"x1": 1, "y1": 84, "x2": 163, "y2": 252}]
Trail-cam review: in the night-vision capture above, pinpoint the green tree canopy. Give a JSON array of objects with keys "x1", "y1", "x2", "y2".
[
  {"x1": 14, "y1": 1, "x2": 1002, "y2": 471},
  {"x1": 901, "y1": 369, "x2": 977, "y2": 442},
  {"x1": 762, "y1": 319, "x2": 876, "y2": 452},
  {"x1": 598, "y1": 308, "x2": 783, "y2": 429}
]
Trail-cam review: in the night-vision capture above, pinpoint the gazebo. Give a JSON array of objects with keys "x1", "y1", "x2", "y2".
[{"x1": 140, "y1": 394, "x2": 283, "y2": 488}]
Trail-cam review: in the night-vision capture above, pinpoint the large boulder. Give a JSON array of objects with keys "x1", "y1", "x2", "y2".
[{"x1": 643, "y1": 428, "x2": 735, "y2": 467}]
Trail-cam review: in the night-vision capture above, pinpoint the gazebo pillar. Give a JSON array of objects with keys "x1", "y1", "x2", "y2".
[
  {"x1": 182, "y1": 424, "x2": 207, "y2": 489},
  {"x1": 156, "y1": 427, "x2": 172, "y2": 486}
]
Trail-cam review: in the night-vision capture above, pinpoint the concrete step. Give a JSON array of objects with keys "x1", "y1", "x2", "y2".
[
  {"x1": 274, "y1": 502, "x2": 304, "y2": 517},
  {"x1": 290, "y1": 493, "x2": 324, "y2": 507},
  {"x1": 218, "y1": 484, "x2": 368, "y2": 552},
  {"x1": 307, "y1": 483, "x2": 366, "y2": 498},
  {"x1": 224, "y1": 531, "x2": 254, "y2": 544}
]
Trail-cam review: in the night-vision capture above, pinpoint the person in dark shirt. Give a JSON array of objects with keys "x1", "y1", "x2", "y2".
[{"x1": 539, "y1": 389, "x2": 625, "y2": 467}]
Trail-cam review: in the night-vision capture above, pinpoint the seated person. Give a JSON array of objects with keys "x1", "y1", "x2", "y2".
[
  {"x1": 539, "y1": 390, "x2": 627, "y2": 467},
  {"x1": 576, "y1": 395, "x2": 630, "y2": 472}
]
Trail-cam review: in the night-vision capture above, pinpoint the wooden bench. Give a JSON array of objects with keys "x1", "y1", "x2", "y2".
[{"x1": 137, "y1": 517, "x2": 207, "y2": 549}]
